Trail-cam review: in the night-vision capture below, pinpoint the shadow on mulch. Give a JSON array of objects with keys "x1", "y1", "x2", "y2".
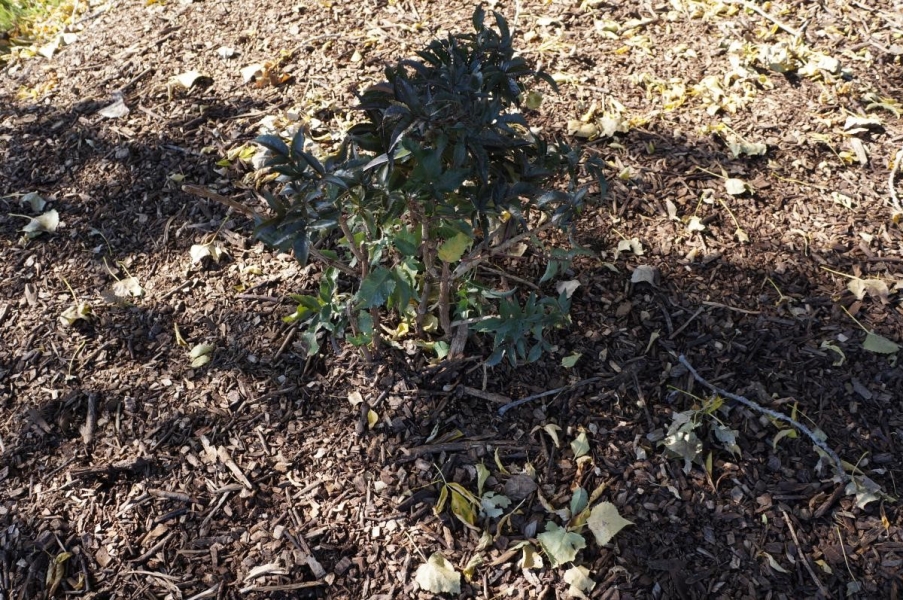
[{"x1": 1, "y1": 77, "x2": 902, "y2": 598}]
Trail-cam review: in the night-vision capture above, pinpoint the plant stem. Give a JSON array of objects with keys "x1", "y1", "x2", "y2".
[
  {"x1": 452, "y1": 218, "x2": 558, "y2": 280},
  {"x1": 415, "y1": 214, "x2": 434, "y2": 337},
  {"x1": 439, "y1": 261, "x2": 451, "y2": 338},
  {"x1": 309, "y1": 248, "x2": 356, "y2": 277},
  {"x1": 339, "y1": 215, "x2": 368, "y2": 274},
  {"x1": 346, "y1": 303, "x2": 373, "y2": 362},
  {"x1": 339, "y1": 214, "x2": 380, "y2": 353}
]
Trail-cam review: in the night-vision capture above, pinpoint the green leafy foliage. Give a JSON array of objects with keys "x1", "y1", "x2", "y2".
[
  {"x1": 473, "y1": 292, "x2": 571, "y2": 367},
  {"x1": 250, "y1": 6, "x2": 605, "y2": 365}
]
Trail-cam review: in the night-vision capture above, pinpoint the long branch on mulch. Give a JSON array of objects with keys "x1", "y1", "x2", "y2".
[
  {"x1": 678, "y1": 354, "x2": 848, "y2": 481},
  {"x1": 498, "y1": 358, "x2": 647, "y2": 415}
]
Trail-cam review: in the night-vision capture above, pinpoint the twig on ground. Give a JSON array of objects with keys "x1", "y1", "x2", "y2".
[
  {"x1": 80, "y1": 340, "x2": 115, "y2": 369},
  {"x1": 217, "y1": 446, "x2": 253, "y2": 489},
  {"x1": 239, "y1": 582, "x2": 325, "y2": 593},
  {"x1": 185, "y1": 583, "x2": 221, "y2": 600},
  {"x1": 159, "y1": 279, "x2": 194, "y2": 301},
  {"x1": 452, "y1": 219, "x2": 557, "y2": 280},
  {"x1": 401, "y1": 439, "x2": 520, "y2": 457},
  {"x1": 183, "y1": 184, "x2": 259, "y2": 218},
  {"x1": 461, "y1": 386, "x2": 511, "y2": 405},
  {"x1": 235, "y1": 294, "x2": 281, "y2": 303},
  {"x1": 498, "y1": 377, "x2": 601, "y2": 416},
  {"x1": 115, "y1": 67, "x2": 154, "y2": 95},
  {"x1": 274, "y1": 325, "x2": 297, "y2": 360},
  {"x1": 128, "y1": 533, "x2": 173, "y2": 564},
  {"x1": 813, "y1": 483, "x2": 847, "y2": 519},
  {"x1": 724, "y1": 0, "x2": 802, "y2": 37},
  {"x1": 478, "y1": 263, "x2": 540, "y2": 290},
  {"x1": 71, "y1": 457, "x2": 150, "y2": 479},
  {"x1": 888, "y1": 147, "x2": 903, "y2": 219},
  {"x1": 148, "y1": 488, "x2": 195, "y2": 503},
  {"x1": 498, "y1": 358, "x2": 647, "y2": 416},
  {"x1": 781, "y1": 510, "x2": 831, "y2": 598},
  {"x1": 81, "y1": 393, "x2": 96, "y2": 445},
  {"x1": 199, "y1": 488, "x2": 234, "y2": 537},
  {"x1": 702, "y1": 301, "x2": 761, "y2": 315},
  {"x1": 669, "y1": 306, "x2": 705, "y2": 340},
  {"x1": 678, "y1": 354, "x2": 849, "y2": 482}
]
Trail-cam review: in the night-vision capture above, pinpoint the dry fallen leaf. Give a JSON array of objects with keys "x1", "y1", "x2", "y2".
[
  {"x1": 631, "y1": 265, "x2": 660, "y2": 285},
  {"x1": 847, "y1": 277, "x2": 889, "y2": 303},
  {"x1": 21, "y1": 191, "x2": 46, "y2": 212},
  {"x1": 686, "y1": 216, "x2": 706, "y2": 232},
  {"x1": 862, "y1": 332, "x2": 899, "y2": 354},
  {"x1": 112, "y1": 277, "x2": 144, "y2": 298},
  {"x1": 564, "y1": 565, "x2": 596, "y2": 599},
  {"x1": 724, "y1": 178, "x2": 751, "y2": 196},
  {"x1": 189, "y1": 343, "x2": 215, "y2": 368},
  {"x1": 556, "y1": 280, "x2": 581, "y2": 298},
  {"x1": 537, "y1": 522, "x2": 586, "y2": 568},
  {"x1": 172, "y1": 71, "x2": 211, "y2": 89},
  {"x1": 241, "y1": 64, "x2": 265, "y2": 83},
  {"x1": 21, "y1": 209, "x2": 60, "y2": 238},
  {"x1": 616, "y1": 237, "x2": 644, "y2": 255},
  {"x1": 414, "y1": 553, "x2": 461, "y2": 594},
  {"x1": 98, "y1": 98, "x2": 130, "y2": 119},
  {"x1": 586, "y1": 502, "x2": 633, "y2": 546},
  {"x1": 60, "y1": 302, "x2": 92, "y2": 327},
  {"x1": 190, "y1": 241, "x2": 228, "y2": 264}
]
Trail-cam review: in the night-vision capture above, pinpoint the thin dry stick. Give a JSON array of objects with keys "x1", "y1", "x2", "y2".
[
  {"x1": 889, "y1": 147, "x2": 903, "y2": 215},
  {"x1": 183, "y1": 184, "x2": 259, "y2": 217},
  {"x1": 274, "y1": 325, "x2": 297, "y2": 360},
  {"x1": 498, "y1": 377, "x2": 602, "y2": 416},
  {"x1": 478, "y1": 263, "x2": 540, "y2": 290},
  {"x1": 452, "y1": 218, "x2": 557, "y2": 279},
  {"x1": 780, "y1": 510, "x2": 831, "y2": 598},
  {"x1": 724, "y1": 0, "x2": 802, "y2": 37},
  {"x1": 414, "y1": 212, "x2": 432, "y2": 337},
  {"x1": 669, "y1": 306, "x2": 704, "y2": 340},
  {"x1": 678, "y1": 355, "x2": 849, "y2": 482},
  {"x1": 81, "y1": 393, "x2": 96, "y2": 445}
]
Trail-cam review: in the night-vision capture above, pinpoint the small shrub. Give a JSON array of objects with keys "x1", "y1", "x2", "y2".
[{"x1": 252, "y1": 5, "x2": 605, "y2": 366}]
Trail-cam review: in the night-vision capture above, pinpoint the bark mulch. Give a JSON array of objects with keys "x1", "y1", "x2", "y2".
[{"x1": 1, "y1": 0, "x2": 902, "y2": 598}]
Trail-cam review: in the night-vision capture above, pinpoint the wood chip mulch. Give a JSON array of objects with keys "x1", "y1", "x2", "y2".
[{"x1": 1, "y1": 0, "x2": 902, "y2": 598}]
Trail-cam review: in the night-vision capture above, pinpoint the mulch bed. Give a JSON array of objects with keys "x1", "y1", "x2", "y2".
[{"x1": 1, "y1": 0, "x2": 902, "y2": 598}]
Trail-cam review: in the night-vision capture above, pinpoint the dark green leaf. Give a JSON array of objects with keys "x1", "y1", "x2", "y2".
[
  {"x1": 299, "y1": 151, "x2": 325, "y2": 175},
  {"x1": 293, "y1": 234, "x2": 310, "y2": 265},
  {"x1": 356, "y1": 267, "x2": 396, "y2": 309},
  {"x1": 299, "y1": 331, "x2": 320, "y2": 356},
  {"x1": 486, "y1": 346, "x2": 505, "y2": 367},
  {"x1": 393, "y1": 227, "x2": 420, "y2": 257},
  {"x1": 290, "y1": 129, "x2": 306, "y2": 158},
  {"x1": 255, "y1": 134, "x2": 290, "y2": 157},
  {"x1": 539, "y1": 260, "x2": 560, "y2": 284},
  {"x1": 260, "y1": 190, "x2": 285, "y2": 214},
  {"x1": 472, "y1": 5, "x2": 485, "y2": 31},
  {"x1": 390, "y1": 270, "x2": 416, "y2": 311},
  {"x1": 534, "y1": 71, "x2": 560, "y2": 94}
]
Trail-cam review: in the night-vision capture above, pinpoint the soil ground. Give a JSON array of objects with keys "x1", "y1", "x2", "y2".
[{"x1": 1, "y1": 0, "x2": 902, "y2": 598}]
